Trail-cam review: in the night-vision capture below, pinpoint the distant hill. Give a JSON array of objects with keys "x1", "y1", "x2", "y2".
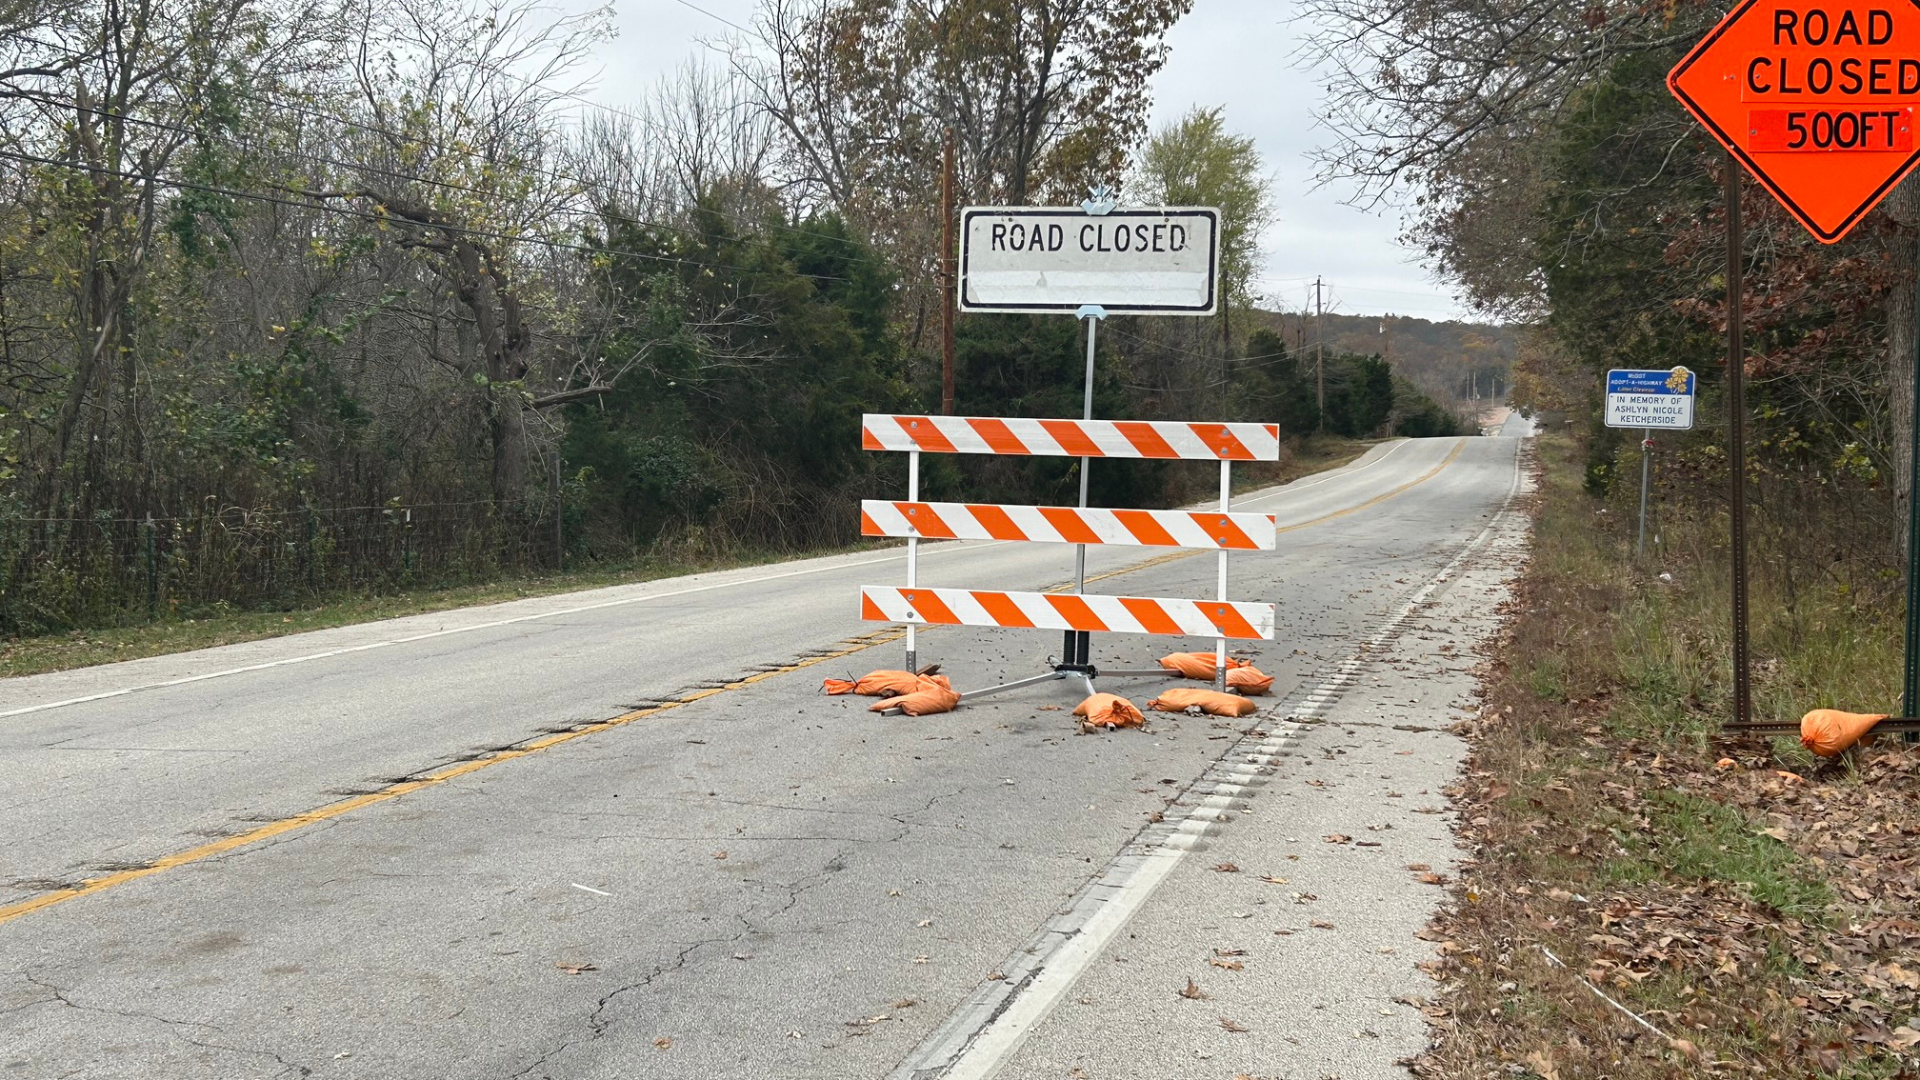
[{"x1": 1247, "y1": 309, "x2": 1518, "y2": 410}]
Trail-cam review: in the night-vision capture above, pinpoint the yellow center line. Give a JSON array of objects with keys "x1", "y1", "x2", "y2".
[
  {"x1": 0, "y1": 440, "x2": 1470, "y2": 929},
  {"x1": 0, "y1": 628, "x2": 906, "y2": 930},
  {"x1": 1274, "y1": 438, "x2": 1465, "y2": 535}
]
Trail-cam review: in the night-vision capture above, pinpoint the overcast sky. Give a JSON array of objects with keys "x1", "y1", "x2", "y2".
[{"x1": 569, "y1": 0, "x2": 1470, "y2": 322}]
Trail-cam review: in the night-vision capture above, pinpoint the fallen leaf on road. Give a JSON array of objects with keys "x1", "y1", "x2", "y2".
[
  {"x1": 1325, "y1": 834, "x2": 1352, "y2": 844},
  {"x1": 912, "y1": 955, "x2": 930, "y2": 964},
  {"x1": 986, "y1": 972, "x2": 1006, "y2": 981},
  {"x1": 1220, "y1": 1017, "x2": 1250, "y2": 1033},
  {"x1": 1180, "y1": 977, "x2": 1207, "y2": 1000},
  {"x1": 1418, "y1": 872, "x2": 1448, "y2": 885},
  {"x1": 1211, "y1": 862, "x2": 1241, "y2": 873},
  {"x1": 1209, "y1": 958, "x2": 1245, "y2": 970},
  {"x1": 653, "y1": 1037, "x2": 671, "y2": 1050},
  {"x1": 555, "y1": 962, "x2": 597, "y2": 975},
  {"x1": 917, "y1": 919, "x2": 933, "y2": 927},
  {"x1": 712, "y1": 851, "x2": 728, "y2": 860},
  {"x1": 1214, "y1": 948, "x2": 1248, "y2": 956},
  {"x1": 1259, "y1": 875, "x2": 1289, "y2": 884},
  {"x1": 1311, "y1": 920, "x2": 1336, "y2": 930},
  {"x1": 1406, "y1": 863, "x2": 1431, "y2": 872}
]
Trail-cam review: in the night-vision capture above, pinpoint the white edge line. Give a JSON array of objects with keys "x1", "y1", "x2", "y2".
[{"x1": 901, "y1": 438, "x2": 1524, "y2": 1080}]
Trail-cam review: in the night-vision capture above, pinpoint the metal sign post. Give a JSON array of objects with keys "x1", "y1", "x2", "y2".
[
  {"x1": 1726, "y1": 159, "x2": 1753, "y2": 728},
  {"x1": 1066, "y1": 303, "x2": 1106, "y2": 682},
  {"x1": 1637, "y1": 430, "x2": 1654, "y2": 562},
  {"x1": 1906, "y1": 254, "x2": 1920, "y2": 722}
]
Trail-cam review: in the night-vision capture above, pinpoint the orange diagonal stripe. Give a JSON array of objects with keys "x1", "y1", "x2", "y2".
[
  {"x1": 903, "y1": 589, "x2": 962, "y2": 625},
  {"x1": 967, "y1": 504, "x2": 1029, "y2": 542},
  {"x1": 1113, "y1": 421, "x2": 1179, "y2": 459},
  {"x1": 972, "y1": 590, "x2": 1036, "y2": 628},
  {"x1": 860, "y1": 510, "x2": 885, "y2": 537},
  {"x1": 1038, "y1": 419, "x2": 1102, "y2": 457},
  {"x1": 1119, "y1": 596, "x2": 1184, "y2": 635},
  {"x1": 1037, "y1": 506, "x2": 1104, "y2": 545},
  {"x1": 1114, "y1": 509, "x2": 1180, "y2": 547},
  {"x1": 970, "y1": 417, "x2": 1030, "y2": 456},
  {"x1": 894, "y1": 415, "x2": 956, "y2": 454},
  {"x1": 1204, "y1": 515, "x2": 1259, "y2": 550},
  {"x1": 1205, "y1": 602, "x2": 1264, "y2": 640},
  {"x1": 1045, "y1": 594, "x2": 1109, "y2": 632},
  {"x1": 898, "y1": 503, "x2": 957, "y2": 539},
  {"x1": 1191, "y1": 423, "x2": 1253, "y2": 460},
  {"x1": 862, "y1": 593, "x2": 889, "y2": 622}
]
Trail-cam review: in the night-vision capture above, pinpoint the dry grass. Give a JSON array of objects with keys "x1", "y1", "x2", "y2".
[{"x1": 1413, "y1": 432, "x2": 1920, "y2": 1080}]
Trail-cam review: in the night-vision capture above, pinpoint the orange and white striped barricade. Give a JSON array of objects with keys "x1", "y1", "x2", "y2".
[{"x1": 861, "y1": 412, "x2": 1279, "y2": 701}]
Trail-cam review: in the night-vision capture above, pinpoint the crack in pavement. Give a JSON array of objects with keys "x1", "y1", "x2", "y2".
[
  {"x1": 18, "y1": 969, "x2": 314, "y2": 1077},
  {"x1": 508, "y1": 854, "x2": 852, "y2": 1079}
]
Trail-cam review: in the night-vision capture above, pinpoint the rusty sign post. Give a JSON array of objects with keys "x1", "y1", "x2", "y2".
[{"x1": 1669, "y1": 0, "x2": 1920, "y2": 726}]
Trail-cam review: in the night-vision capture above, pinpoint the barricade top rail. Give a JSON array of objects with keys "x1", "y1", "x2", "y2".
[{"x1": 862, "y1": 414, "x2": 1281, "y2": 462}]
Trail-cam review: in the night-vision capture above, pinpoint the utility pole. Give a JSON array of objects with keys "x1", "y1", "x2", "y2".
[
  {"x1": 1314, "y1": 276, "x2": 1325, "y2": 432},
  {"x1": 941, "y1": 129, "x2": 957, "y2": 416}
]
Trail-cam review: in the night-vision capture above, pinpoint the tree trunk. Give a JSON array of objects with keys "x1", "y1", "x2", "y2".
[
  {"x1": 1889, "y1": 181, "x2": 1919, "y2": 553},
  {"x1": 489, "y1": 387, "x2": 529, "y2": 509}
]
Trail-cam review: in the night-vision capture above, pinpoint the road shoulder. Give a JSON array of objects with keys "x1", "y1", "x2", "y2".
[{"x1": 952, "y1": 450, "x2": 1532, "y2": 1080}]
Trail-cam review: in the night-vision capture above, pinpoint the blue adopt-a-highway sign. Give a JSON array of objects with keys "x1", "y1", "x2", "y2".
[{"x1": 1605, "y1": 367, "x2": 1696, "y2": 431}]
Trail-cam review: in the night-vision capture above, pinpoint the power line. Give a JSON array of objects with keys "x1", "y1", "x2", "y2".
[{"x1": 668, "y1": 0, "x2": 755, "y2": 34}]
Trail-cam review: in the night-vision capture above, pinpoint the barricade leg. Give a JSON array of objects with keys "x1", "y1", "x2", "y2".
[
  {"x1": 1216, "y1": 459, "x2": 1231, "y2": 691},
  {"x1": 906, "y1": 449, "x2": 920, "y2": 674}
]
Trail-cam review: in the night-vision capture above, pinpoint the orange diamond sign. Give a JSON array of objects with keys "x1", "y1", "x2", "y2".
[{"x1": 1670, "y1": 0, "x2": 1920, "y2": 242}]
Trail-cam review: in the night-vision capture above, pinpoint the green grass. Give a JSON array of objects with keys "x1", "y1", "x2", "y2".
[{"x1": 1605, "y1": 789, "x2": 1832, "y2": 922}]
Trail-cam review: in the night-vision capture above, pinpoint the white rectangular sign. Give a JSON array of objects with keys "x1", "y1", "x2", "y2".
[
  {"x1": 1604, "y1": 368, "x2": 1697, "y2": 431},
  {"x1": 958, "y1": 206, "x2": 1220, "y2": 315}
]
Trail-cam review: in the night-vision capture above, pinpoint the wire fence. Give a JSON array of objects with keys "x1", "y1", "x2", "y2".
[{"x1": 0, "y1": 501, "x2": 561, "y2": 636}]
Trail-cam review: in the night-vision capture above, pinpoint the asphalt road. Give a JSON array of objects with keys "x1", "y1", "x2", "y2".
[{"x1": 0, "y1": 418, "x2": 1530, "y2": 1080}]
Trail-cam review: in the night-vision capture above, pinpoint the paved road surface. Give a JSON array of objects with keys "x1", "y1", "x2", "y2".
[{"x1": 0, "y1": 419, "x2": 1531, "y2": 1079}]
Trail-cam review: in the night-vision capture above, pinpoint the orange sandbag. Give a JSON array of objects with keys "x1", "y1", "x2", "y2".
[
  {"x1": 871, "y1": 674, "x2": 961, "y2": 716},
  {"x1": 1226, "y1": 665, "x2": 1274, "y2": 695},
  {"x1": 824, "y1": 670, "x2": 921, "y2": 697},
  {"x1": 1073, "y1": 693, "x2": 1145, "y2": 730},
  {"x1": 1800, "y1": 709, "x2": 1887, "y2": 757},
  {"x1": 1148, "y1": 687, "x2": 1258, "y2": 718},
  {"x1": 1158, "y1": 652, "x2": 1250, "y2": 680}
]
